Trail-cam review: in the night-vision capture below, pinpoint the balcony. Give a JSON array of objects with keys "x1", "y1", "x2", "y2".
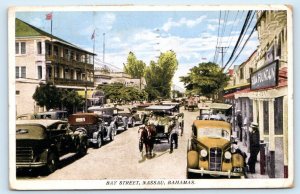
[
  {"x1": 46, "y1": 77, "x2": 94, "y2": 88},
  {"x1": 45, "y1": 55, "x2": 94, "y2": 71}
]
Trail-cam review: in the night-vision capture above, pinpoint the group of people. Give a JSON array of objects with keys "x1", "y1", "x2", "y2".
[{"x1": 236, "y1": 110, "x2": 260, "y2": 174}]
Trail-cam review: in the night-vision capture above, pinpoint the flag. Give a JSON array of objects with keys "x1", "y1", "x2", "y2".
[
  {"x1": 91, "y1": 30, "x2": 95, "y2": 40},
  {"x1": 46, "y1": 12, "x2": 52, "y2": 20}
]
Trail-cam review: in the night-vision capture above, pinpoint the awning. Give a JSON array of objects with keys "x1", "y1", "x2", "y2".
[
  {"x1": 223, "y1": 88, "x2": 251, "y2": 99},
  {"x1": 224, "y1": 83, "x2": 250, "y2": 91}
]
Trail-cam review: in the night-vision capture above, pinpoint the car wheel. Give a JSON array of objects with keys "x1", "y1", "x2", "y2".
[
  {"x1": 110, "y1": 129, "x2": 115, "y2": 141},
  {"x1": 78, "y1": 140, "x2": 87, "y2": 157},
  {"x1": 95, "y1": 134, "x2": 102, "y2": 148},
  {"x1": 46, "y1": 152, "x2": 58, "y2": 174}
]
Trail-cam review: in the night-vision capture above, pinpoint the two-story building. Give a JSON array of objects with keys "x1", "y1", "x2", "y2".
[
  {"x1": 15, "y1": 18, "x2": 95, "y2": 115},
  {"x1": 224, "y1": 10, "x2": 289, "y2": 179}
]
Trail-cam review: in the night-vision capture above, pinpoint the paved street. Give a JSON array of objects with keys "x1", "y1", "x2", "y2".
[{"x1": 18, "y1": 108, "x2": 198, "y2": 180}]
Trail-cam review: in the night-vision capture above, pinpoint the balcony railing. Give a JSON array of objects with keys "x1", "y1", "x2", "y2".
[
  {"x1": 45, "y1": 55, "x2": 94, "y2": 71},
  {"x1": 46, "y1": 77, "x2": 94, "y2": 87}
]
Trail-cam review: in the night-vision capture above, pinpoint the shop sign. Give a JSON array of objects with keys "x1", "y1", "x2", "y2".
[{"x1": 251, "y1": 60, "x2": 278, "y2": 90}]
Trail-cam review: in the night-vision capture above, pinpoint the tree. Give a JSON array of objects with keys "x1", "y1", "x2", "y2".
[
  {"x1": 33, "y1": 83, "x2": 85, "y2": 112},
  {"x1": 123, "y1": 52, "x2": 146, "y2": 79},
  {"x1": 180, "y1": 62, "x2": 229, "y2": 99},
  {"x1": 61, "y1": 90, "x2": 84, "y2": 114},
  {"x1": 97, "y1": 83, "x2": 147, "y2": 103},
  {"x1": 32, "y1": 83, "x2": 62, "y2": 110},
  {"x1": 144, "y1": 50, "x2": 178, "y2": 100}
]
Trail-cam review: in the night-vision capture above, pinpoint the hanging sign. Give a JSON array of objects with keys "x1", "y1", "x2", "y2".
[{"x1": 251, "y1": 60, "x2": 278, "y2": 90}]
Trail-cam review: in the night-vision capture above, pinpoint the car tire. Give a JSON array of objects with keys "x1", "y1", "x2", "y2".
[
  {"x1": 78, "y1": 140, "x2": 87, "y2": 157},
  {"x1": 95, "y1": 134, "x2": 102, "y2": 148},
  {"x1": 46, "y1": 152, "x2": 58, "y2": 174},
  {"x1": 110, "y1": 129, "x2": 115, "y2": 141}
]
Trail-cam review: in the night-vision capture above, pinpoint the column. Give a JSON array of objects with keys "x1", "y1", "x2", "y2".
[
  {"x1": 258, "y1": 99, "x2": 266, "y2": 175},
  {"x1": 283, "y1": 95, "x2": 288, "y2": 178},
  {"x1": 268, "y1": 99, "x2": 275, "y2": 178},
  {"x1": 252, "y1": 99, "x2": 258, "y2": 124}
]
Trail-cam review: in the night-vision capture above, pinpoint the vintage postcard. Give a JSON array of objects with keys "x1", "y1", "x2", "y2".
[{"x1": 8, "y1": 5, "x2": 293, "y2": 190}]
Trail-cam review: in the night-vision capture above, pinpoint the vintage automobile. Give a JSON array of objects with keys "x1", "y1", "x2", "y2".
[
  {"x1": 139, "y1": 105, "x2": 181, "y2": 154},
  {"x1": 184, "y1": 97, "x2": 198, "y2": 111},
  {"x1": 88, "y1": 106, "x2": 128, "y2": 132},
  {"x1": 35, "y1": 110, "x2": 68, "y2": 120},
  {"x1": 68, "y1": 113, "x2": 115, "y2": 148},
  {"x1": 16, "y1": 119, "x2": 88, "y2": 174},
  {"x1": 160, "y1": 102, "x2": 184, "y2": 134},
  {"x1": 197, "y1": 103, "x2": 232, "y2": 122},
  {"x1": 186, "y1": 120, "x2": 246, "y2": 178},
  {"x1": 117, "y1": 107, "x2": 144, "y2": 128}
]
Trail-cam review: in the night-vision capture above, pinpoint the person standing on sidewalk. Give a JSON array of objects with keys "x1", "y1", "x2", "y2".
[
  {"x1": 236, "y1": 110, "x2": 243, "y2": 141},
  {"x1": 247, "y1": 122, "x2": 260, "y2": 173}
]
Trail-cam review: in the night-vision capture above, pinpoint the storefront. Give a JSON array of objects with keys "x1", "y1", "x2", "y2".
[{"x1": 235, "y1": 60, "x2": 288, "y2": 178}]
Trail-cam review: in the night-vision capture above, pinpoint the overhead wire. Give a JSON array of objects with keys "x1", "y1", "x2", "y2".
[
  {"x1": 222, "y1": 10, "x2": 252, "y2": 70},
  {"x1": 223, "y1": 11, "x2": 258, "y2": 71}
]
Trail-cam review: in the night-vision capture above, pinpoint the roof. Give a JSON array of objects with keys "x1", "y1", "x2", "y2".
[
  {"x1": 193, "y1": 120, "x2": 231, "y2": 130},
  {"x1": 145, "y1": 105, "x2": 176, "y2": 111},
  {"x1": 16, "y1": 18, "x2": 95, "y2": 55},
  {"x1": 88, "y1": 106, "x2": 117, "y2": 111},
  {"x1": 16, "y1": 119, "x2": 66, "y2": 127},
  {"x1": 223, "y1": 87, "x2": 251, "y2": 99}
]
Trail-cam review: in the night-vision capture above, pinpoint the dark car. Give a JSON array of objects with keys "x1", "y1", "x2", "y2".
[
  {"x1": 88, "y1": 106, "x2": 129, "y2": 132},
  {"x1": 16, "y1": 119, "x2": 88, "y2": 174},
  {"x1": 35, "y1": 110, "x2": 68, "y2": 120},
  {"x1": 68, "y1": 113, "x2": 115, "y2": 148}
]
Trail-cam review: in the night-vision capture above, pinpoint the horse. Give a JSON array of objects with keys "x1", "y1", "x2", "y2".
[{"x1": 138, "y1": 125, "x2": 156, "y2": 158}]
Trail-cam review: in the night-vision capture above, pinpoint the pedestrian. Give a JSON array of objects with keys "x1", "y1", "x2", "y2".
[
  {"x1": 247, "y1": 122, "x2": 260, "y2": 173},
  {"x1": 236, "y1": 110, "x2": 243, "y2": 141}
]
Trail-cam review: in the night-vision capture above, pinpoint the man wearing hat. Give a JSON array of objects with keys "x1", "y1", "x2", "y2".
[
  {"x1": 236, "y1": 110, "x2": 243, "y2": 141},
  {"x1": 247, "y1": 122, "x2": 260, "y2": 173}
]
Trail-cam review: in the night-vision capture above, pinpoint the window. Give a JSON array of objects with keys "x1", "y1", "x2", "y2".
[
  {"x1": 240, "y1": 67, "x2": 244, "y2": 79},
  {"x1": 15, "y1": 42, "x2": 26, "y2": 54},
  {"x1": 21, "y1": 42, "x2": 26, "y2": 54},
  {"x1": 37, "y1": 41, "x2": 42, "y2": 54},
  {"x1": 274, "y1": 97, "x2": 283, "y2": 135},
  {"x1": 54, "y1": 46, "x2": 58, "y2": 56},
  {"x1": 16, "y1": 90, "x2": 20, "y2": 95},
  {"x1": 37, "y1": 66, "x2": 42, "y2": 79},
  {"x1": 16, "y1": 66, "x2": 26, "y2": 78},
  {"x1": 15, "y1": 42, "x2": 19, "y2": 54},
  {"x1": 15, "y1": 67, "x2": 19, "y2": 78},
  {"x1": 21, "y1": 67, "x2": 26, "y2": 78},
  {"x1": 249, "y1": 68, "x2": 254, "y2": 75}
]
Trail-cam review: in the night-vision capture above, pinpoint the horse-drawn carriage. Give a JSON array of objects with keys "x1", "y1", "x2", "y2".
[{"x1": 138, "y1": 105, "x2": 183, "y2": 158}]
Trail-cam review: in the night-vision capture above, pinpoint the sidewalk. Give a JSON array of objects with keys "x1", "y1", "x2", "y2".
[{"x1": 232, "y1": 131, "x2": 269, "y2": 179}]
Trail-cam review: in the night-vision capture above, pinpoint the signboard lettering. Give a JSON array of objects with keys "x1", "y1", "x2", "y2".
[{"x1": 251, "y1": 60, "x2": 278, "y2": 90}]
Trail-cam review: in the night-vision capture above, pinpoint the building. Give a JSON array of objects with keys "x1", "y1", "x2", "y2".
[
  {"x1": 94, "y1": 69, "x2": 146, "y2": 90},
  {"x1": 224, "y1": 10, "x2": 289, "y2": 178},
  {"x1": 15, "y1": 18, "x2": 95, "y2": 115}
]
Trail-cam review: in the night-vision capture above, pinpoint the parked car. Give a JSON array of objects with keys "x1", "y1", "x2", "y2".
[
  {"x1": 16, "y1": 119, "x2": 88, "y2": 174},
  {"x1": 35, "y1": 110, "x2": 68, "y2": 120},
  {"x1": 117, "y1": 107, "x2": 144, "y2": 128},
  {"x1": 197, "y1": 103, "x2": 232, "y2": 122},
  {"x1": 88, "y1": 106, "x2": 128, "y2": 132},
  {"x1": 68, "y1": 113, "x2": 115, "y2": 148},
  {"x1": 186, "y1": 120, "x2": 246, "y2": 178}
]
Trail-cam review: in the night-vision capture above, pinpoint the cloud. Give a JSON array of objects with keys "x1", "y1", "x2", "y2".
[
  {"x1": 207, "y1": 24, "x2": 218, "y2": 31},
  {"x1": 162, "y1": 15, "x2": 207, "y2": 32},
  {"x1": 100, "y1": 13, "x2": 116, "y2": 30}
]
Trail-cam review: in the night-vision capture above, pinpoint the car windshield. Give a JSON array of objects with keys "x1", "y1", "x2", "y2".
[
  {"x1": 197, "y1": 128, "x2": 230, "y2": 140},
  {"x1": 16, "y1": 124, "x2": 46, "y2": 140}
]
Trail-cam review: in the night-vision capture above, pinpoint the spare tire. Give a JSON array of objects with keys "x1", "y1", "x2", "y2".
[{"x1": 187, "y1": 150, "x2": 199, "y2": 169}]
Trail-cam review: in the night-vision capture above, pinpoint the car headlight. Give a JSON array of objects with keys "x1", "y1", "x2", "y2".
[
  {"x1": 200, "y1": 149, "x2": 208, "y2": 157},
  {"x1": 224, "y1": 151, "x2": 232, "y2": 160}
]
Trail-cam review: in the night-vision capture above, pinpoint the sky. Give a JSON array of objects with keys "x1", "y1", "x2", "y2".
[{"x1": 16, "y1": 10, "x2": 259, "y2": 91}]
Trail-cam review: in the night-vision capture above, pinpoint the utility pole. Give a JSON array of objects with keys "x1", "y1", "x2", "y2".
[{"x1": 217, "y1": 46, "x2": 228, "y2": 67}]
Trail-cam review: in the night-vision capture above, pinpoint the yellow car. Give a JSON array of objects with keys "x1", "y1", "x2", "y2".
[{"x1": 187, "y1": 120, "x2": 246, "y2": 178}]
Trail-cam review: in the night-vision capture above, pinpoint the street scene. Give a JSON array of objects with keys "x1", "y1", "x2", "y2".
[{"x1": 12, "y1": 6, "x2": 291, "y2": 188}]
